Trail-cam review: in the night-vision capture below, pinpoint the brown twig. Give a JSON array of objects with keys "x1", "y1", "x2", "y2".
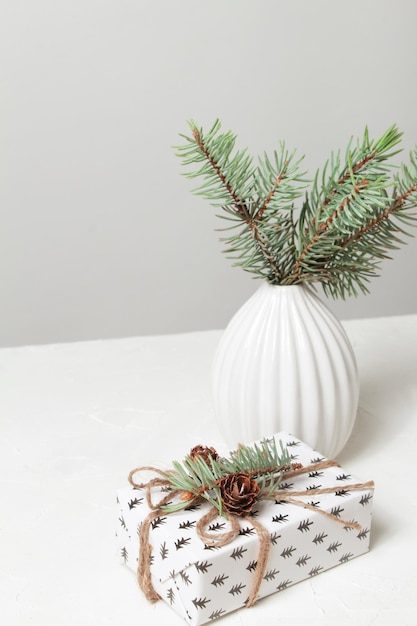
[{"x1": 257, "y1": 163, "x2": 288, "y2": 219}]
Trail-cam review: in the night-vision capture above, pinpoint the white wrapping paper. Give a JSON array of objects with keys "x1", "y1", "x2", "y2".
[{"x1": 116, "y1": 433, "x2": 374, "y2": 625}]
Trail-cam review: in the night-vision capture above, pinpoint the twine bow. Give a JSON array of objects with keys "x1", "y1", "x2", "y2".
[{"x1": 128, "y1": 460, "x2": 374, "y2": 608}]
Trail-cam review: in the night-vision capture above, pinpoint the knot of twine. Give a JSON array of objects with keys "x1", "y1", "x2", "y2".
[{"x1": 128, "y1": 461, "x2": 374, "y2": 608}]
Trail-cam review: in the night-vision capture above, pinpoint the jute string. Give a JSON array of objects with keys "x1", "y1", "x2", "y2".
[{"x1": 128, "y1": 461, "x2": 374, "y2": 608}]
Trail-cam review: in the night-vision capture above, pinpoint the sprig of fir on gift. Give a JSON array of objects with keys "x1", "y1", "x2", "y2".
[
  {"x1": 161, "y1": 439, "x2": 292, "y2": 518},
  {"x1": 175, "y1": 120, "x2": 417, "y2": 298}
]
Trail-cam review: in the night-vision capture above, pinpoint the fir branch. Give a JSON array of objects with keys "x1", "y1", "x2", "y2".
[
  {"x1": 176, "y1": 120, "x2": 417, "y2": 296},
  {"x1": 319, "y1": 161, "x2": 417, "y2": 298},
  {"x1": 176, "y1": 120, "x2": 304, "y2": 283},
  {"x1": 289, "y1": 179, "x2": 371, "y2": 282},
  {"x1": 255, "y1": 144, "x2": 308, "y2": 218},
  {"x1": 284, "y1": 125, "x2": 416, "y2": 295},
  {"x1": 161, "y1": 438, "x2": 291, "y2": 518},
  {"x1": 316, "y1": 125, "x2": 402, "y2": 213},
  {"x1": 176, "y1": 119, "x2": 254, "y2": 212}
]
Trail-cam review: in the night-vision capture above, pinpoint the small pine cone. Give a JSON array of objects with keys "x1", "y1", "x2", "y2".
[
  {"x1": 216, "y1": 473, "x2": 260, "y2": 517},
  {"x1": 189, "y1": 445, "x2": 218, "y2": 466}
]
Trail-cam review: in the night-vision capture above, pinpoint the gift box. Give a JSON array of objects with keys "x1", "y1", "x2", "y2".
[{"x1": 116, "y1": 433, "x2": 374, "y2": 625}]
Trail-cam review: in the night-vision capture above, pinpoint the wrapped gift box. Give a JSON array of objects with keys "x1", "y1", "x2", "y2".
[{"x1": 116, "y1": 433, "x2": 374, "y2": 625}]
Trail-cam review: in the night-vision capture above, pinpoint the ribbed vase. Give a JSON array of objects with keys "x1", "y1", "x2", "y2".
[{"x1": 212, "y1": 283, "x2": 359, "y2": 458}]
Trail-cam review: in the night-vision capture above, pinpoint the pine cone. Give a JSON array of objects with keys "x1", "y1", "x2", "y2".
[
  {"x1": 189, "y1": 445, "x2": 218, "y2": 466},
  {"x1": 217, "y1": 473, "x2": 260, "y2": 517}
]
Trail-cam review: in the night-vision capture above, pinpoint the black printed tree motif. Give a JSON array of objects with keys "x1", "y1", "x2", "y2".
[
  {"x1": 167, "y1": 588, "x2": 175, "y2": 605},
  {"x1": 278, "y1": 482, "x2": 294, "y2": 490},
  {"x1": 179, "y1": 520, "x2": 196, "y2": 530},
  {"x1": 327, "y1": 541, "x2": 342, "y2": 553},
  {"x1": 175, "y1": 537, "x2": 191, "y2": 550},
  {"x1": 192, "y1": 597, "x2": 211, "y2": 609},
  {"x1": 280, "y1": 546, "x2": 296, "y2": 558},
  {"x1": 230, "y1": 546, "x2": 247, "y2": 560},
  {"x1": 209, "y1": 609, "x2": 226, "y2": 620},
  {"x1": 336, "y1": 473, "x2": 352, "y2": 481},
  {"x1": 359, "y1": 492, "x2": 373, "y2": 506},
  {"x1": 272, "y1": 513, "x2": 289, "y2": 524},
  {"x1": 357, "y1": 528, "x2": 370, "y2": 540},
  {"x1": 270, "y1": 532, "x2": 281, "y2": 545},
  {"x1": 128, "y1": 496, "x2": 143, "y2": 509},
  {"x1": 211, "y1": 574, "x2": 229, "y2": 587},
  {"x1": 151, "y1": 516, "x2": 167, "y2": 530},
  {"x1": 298, "y1": 518, "x2": 314, "y2": 532},
  {"x1": 313, "y1": 532, "x2": 328, "y2": 544},
  {"x1": 339, "y1": 552, "x2": 353, "y2": 562},
  {"x1": 195, "y1": 560, "x2": 212, "y2": 573},
  {"x1": 330, "y1": 505, "x2": 344, "y2": 518},
  {"x1": 239, "y1": 526, "x2": 255, "y2": 536},
  {"x1": 296, "y1": 554, "x2": 311, "y2": 567},
  {"x1": 121, "y1": 547, "x2": 128, "y2": 563},
  {"x1": 229, "y1": 583, "x2": 246, "y2": 596},
  {"x1": 263, "y1": 568, "x2": 280, "y2": 581},
  {"x1": 160, "y1": 542, "x2": 169, "y2": 560},
  {"x1": 308, "y1": 470, "x2": 324, "y2": 478},
  {"x1": 179, "y1": 570, "x2": 192, "y2": 586},
  {"x1": 208, "y1": 521, "x2": 226, "y2": 532},
  {"x1": 246, "y1": 560, "x2": 257, "y2": 572},
  {"x1": 277, "y1": 579, "x2": 292, "y2": 591},
  {"x1": 308, "y1": 566, "x2": 324, "y2": 576}
]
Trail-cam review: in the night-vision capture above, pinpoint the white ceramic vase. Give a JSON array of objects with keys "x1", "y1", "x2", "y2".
[{"x1": 212, "y1": 283, "x2": 359, "y2": 458}]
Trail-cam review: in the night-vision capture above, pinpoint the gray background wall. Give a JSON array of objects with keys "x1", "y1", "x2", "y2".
[{"x1": 2, "y1": 0, "x2": 417, "y2": 348}]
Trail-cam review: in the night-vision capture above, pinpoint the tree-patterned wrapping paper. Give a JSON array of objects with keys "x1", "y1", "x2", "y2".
[{"x1": 116, "y1": 433, "x2": 374, "y2": 625}]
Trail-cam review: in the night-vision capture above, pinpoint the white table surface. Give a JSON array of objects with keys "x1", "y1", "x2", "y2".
[{"x1": 1, "y1": 314, "x2": 417, "y2": 626}]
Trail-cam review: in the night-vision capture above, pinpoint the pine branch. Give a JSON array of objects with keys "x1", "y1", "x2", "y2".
[
  {"x1": 176, "y1": 119, "x2": 254, "y2": 212},
  {"x1": 314, "y1": 125, "x2": 402, "y2": 215},
  {"x1": 176, "y1": 120, "x2": 417, "y2": 296},
  {"x1": 320, "y1": 161, "x2": 417, "y2": 298},
  {"x1": 289, "y1": 179, "x2": 371, "y2": 282},
  {"x1": 161, "y1": 438, "x2": 291, "y2": 517},
  {"x1": 255, "y1": 144, "x2": 308, "y2": 218},
  {"x1": 176, "y1": 120, "x2": 304, "y2": 283},
  {"x1": 222, "y1": 143, "x2": 307, "y2": 282},
  {"x1": 285, "y1": 125, "x2": 416, "y2": 295}
]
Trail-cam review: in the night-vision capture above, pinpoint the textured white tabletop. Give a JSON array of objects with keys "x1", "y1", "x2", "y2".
[{"x1": 1, "y1": 315, "x2": 417, "y2": 625}]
